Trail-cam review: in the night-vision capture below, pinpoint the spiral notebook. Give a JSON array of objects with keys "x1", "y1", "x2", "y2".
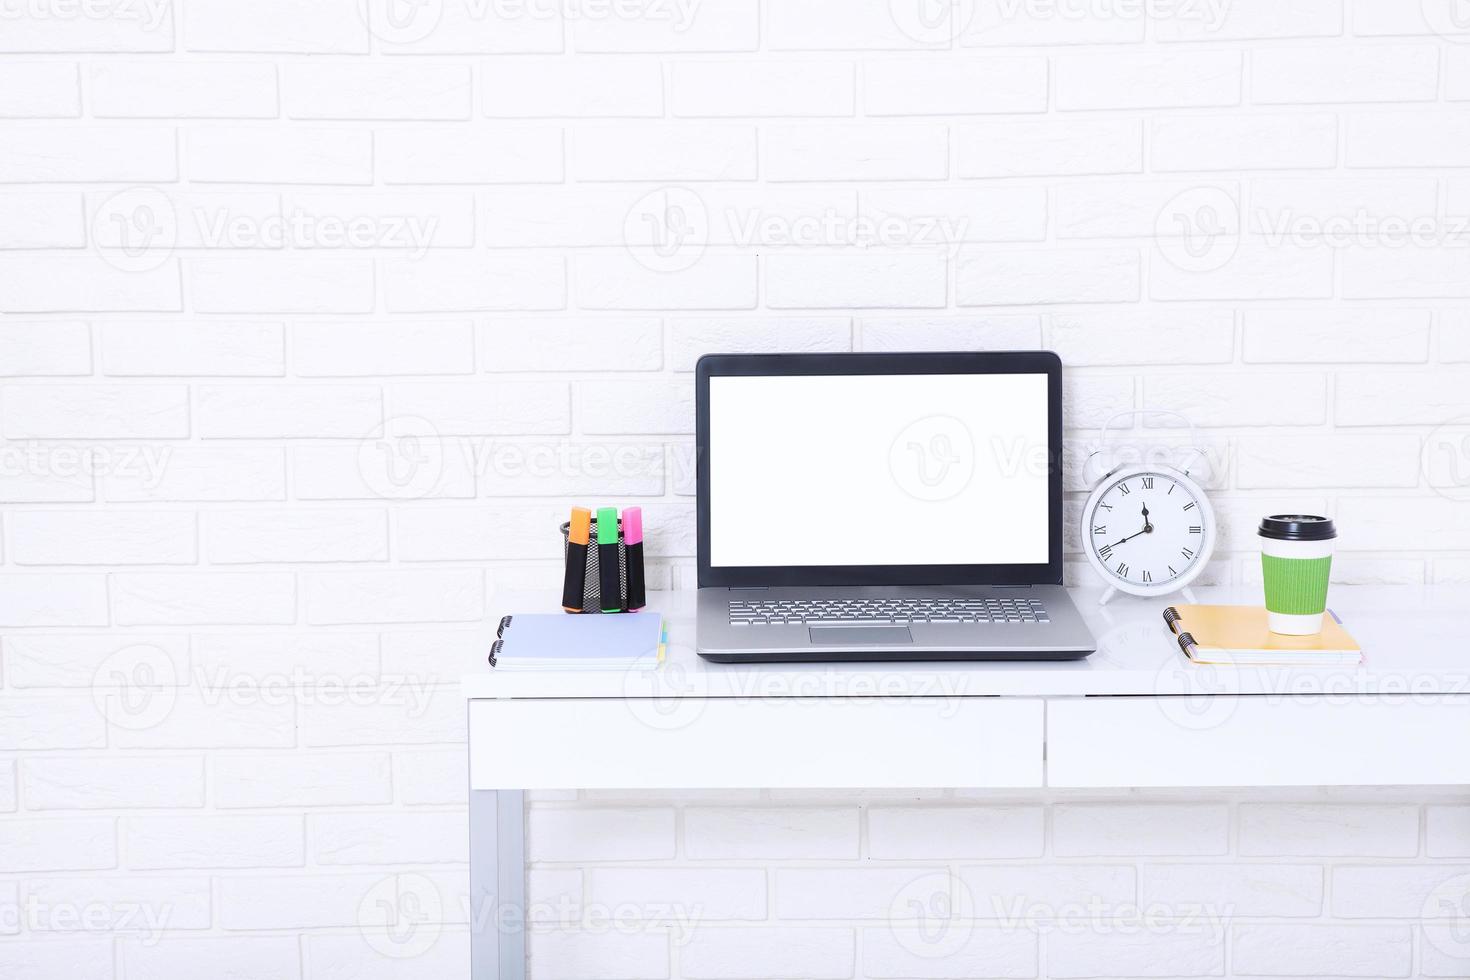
[
  {"x1": 490, "y1": 612, "x2": 666, "y2": 670},
  {"x1": 1163, "y1": 605, "x2": 1363, "y2": 666}
]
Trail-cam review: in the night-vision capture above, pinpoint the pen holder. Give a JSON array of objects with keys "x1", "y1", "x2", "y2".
[{"x1": 561, "y1": 519, "x2": 627, "y2": 613}]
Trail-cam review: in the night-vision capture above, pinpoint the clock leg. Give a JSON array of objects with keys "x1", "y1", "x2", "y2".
[
  {"x1": 1181, "y1": 586, "x2": 1200, "y2": 605},
  {"x1": 1098, "y1": 586, "x2": 1118, "y2": 606}
]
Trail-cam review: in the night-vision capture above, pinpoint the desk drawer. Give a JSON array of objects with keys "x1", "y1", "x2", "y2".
[
  {"x1": 470, "y1": 697, "x2": 1043, "y2": 790},
  {"x1": 1047, "y1": 696, "x2": 1470, "y2": 788}
]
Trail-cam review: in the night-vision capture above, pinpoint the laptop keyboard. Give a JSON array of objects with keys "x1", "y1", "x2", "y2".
[{"x1": 729, "y1": 596, "x2": 1050, "y2": 627}]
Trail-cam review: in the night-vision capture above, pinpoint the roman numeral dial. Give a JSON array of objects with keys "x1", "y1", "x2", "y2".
[{"x1": 1085, "y1": 470, "x2": 1211, "y2": 592}]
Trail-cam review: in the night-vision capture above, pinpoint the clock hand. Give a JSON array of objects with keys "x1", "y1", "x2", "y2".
[
  {"x1": 1112, "y1": 525, "x2": 1150, "y2": 547},
  {"x1": 1141, "y1": 502, "x2": 1153, "y2": 532}
]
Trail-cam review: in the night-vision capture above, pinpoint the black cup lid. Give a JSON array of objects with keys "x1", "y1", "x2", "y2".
[{"x1": 1259, "y1": 514, "x2": 1337, "y2": 542}]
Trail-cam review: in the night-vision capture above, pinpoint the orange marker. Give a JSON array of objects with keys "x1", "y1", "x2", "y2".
[{"x1": 561, "y1": 507, "x2": 591, "y2": 612}]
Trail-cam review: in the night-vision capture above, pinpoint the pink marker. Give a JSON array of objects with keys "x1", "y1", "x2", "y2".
[{"x1": 623, "y1": 507, "x2": 646, "y2": 610}]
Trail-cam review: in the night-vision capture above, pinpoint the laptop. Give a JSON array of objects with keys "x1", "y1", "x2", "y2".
[{"x1": 694, "y1": 351, "x2": 1096, "y2": 663}]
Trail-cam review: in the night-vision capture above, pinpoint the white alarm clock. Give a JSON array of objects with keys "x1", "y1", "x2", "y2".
[{"x1": 1081, "y1": 412, "x2": 1217, "y2": 605}]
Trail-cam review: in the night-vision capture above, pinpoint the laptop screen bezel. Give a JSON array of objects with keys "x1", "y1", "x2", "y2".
[{"x1": 695, "y1": 351, "x2": 1065, "y2": 588}]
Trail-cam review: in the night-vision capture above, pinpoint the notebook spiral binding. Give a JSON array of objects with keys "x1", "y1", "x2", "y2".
[
  {"x1": 1162, "y1": 607, "x2": 1197, "y2": 658},
  {"x1": 498, "y1": 615, "x2": 512, "y2": 637},
  {"x1": 488, "y1": 638, "x2": 504, "y2": 667}
]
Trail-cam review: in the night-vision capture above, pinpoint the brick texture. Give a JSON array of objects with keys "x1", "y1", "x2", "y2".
[{"x1": 2, "y1": 7, "x2": 1468, "y2": 979}]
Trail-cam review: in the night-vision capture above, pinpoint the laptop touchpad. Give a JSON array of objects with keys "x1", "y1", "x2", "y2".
[{"x1": 808, "y1": 626, "x2": 913, "y2": 646}]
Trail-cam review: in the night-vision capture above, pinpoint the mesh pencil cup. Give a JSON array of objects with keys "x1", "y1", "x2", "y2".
[{"x1": 561, "y1": 518, "x2": 628, "y2": 613}]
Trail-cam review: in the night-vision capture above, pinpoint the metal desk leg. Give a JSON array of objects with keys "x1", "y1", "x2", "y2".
[{"x1": 471, "y1": 788, "x2": 527, "y2": 979}]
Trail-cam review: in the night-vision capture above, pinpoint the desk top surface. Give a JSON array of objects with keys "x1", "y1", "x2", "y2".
[{"x1": 462, "y1": 585, "x2": 1470, "y2": 700}]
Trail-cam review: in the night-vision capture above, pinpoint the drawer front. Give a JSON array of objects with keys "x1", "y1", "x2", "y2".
[
  {"x1": 470, "y1": 697, "x2": 1043, "y2": 790},
  {"x1": 1047, "y1": 696, "x2": 1470, "y2": 788}
]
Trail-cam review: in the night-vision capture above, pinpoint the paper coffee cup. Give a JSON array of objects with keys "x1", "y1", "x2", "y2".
[{"x1": 1259, "y1": 515, "x2": 1337, "y2": 635}]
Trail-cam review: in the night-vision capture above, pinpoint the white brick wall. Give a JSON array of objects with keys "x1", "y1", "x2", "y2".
[{"x1": 2, "y1": 2, "x2": 1469, "y2": 977}]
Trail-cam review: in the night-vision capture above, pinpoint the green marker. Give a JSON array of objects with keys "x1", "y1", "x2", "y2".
[{"x1": 596, "y1": 507, "x2": 622, "y2": 612}]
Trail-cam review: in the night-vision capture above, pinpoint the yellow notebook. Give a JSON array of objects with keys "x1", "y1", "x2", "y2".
[{"x1": 1163, "y1": 605, "x2": 1363, "y2": 666}]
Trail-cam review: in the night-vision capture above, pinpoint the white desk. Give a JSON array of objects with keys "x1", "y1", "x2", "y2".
[{"x1": 462, "y1": 585, "x2": 1470, "y2": 979}]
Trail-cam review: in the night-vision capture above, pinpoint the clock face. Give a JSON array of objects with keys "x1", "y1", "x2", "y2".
[{"x1": 1085, "y1": 469, "x2": 1211, "y2": 592}]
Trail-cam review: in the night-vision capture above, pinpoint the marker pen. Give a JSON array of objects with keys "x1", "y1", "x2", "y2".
[
  {"x1": 597, "y1": 507, "x2": 622, "y2": 613},
  {"x1": 561, "y1": 507, "x2": 591, "y2": 612},
  {"x1": 623, "y1": 507, "x2": 646, "y2": 611}
]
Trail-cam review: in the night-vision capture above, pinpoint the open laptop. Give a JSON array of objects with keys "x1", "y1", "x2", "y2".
[{"x1": 695, "y1": 351, "x2": 1096, "y2": 663}]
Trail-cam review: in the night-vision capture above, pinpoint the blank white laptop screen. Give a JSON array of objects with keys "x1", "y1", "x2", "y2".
[{"x1": 708, "y1": 373, "x2": 1051, "y2": 568}]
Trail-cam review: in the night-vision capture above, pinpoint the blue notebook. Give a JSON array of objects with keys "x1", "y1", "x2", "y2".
[{"x1": 490, "y1": 613, "x2": 666, "y2": 670}]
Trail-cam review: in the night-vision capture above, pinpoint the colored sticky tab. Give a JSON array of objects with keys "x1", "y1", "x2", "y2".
[
  {"x1": 622, "y1": 506, "x2": 643, "y2": 545},
  {"x1": 569, "y1": 507, "x2": 591, "y2": 546},
  {"x1": 596, "y1": 507, "x2": 619, "y2": 545}
]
